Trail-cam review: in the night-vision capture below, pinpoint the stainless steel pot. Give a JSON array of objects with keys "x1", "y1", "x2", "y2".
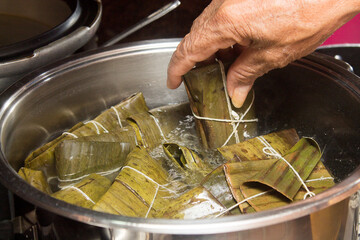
[
  {"x1": 0, "y1": 39, "x2": 360, "y2": 240},
  {"x1": 0, "y1": 0, "x2": 101, "y2": 93}
]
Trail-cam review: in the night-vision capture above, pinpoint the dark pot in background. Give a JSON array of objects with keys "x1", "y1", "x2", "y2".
[{"x1": 0, "y1": 0, "x2": 101, "y2": 93}]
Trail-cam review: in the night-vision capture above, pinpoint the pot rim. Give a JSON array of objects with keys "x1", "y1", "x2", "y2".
[
  {"x1": 0, "y1": 39, "x2": 360, "y2": 234},
  {"x1": 317, "y1": 43, "x2": 360, "y2": 49}
]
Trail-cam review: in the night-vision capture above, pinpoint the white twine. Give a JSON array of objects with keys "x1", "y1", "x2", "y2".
[
  {"x1": 217, "y1": 59, "x2": 240, "y2": 143},
  {"x1": 190, "y1": 59, "x2": 258, "y2": 147},
  {"x1": 150, "y1": 114, "x2": 167, "y2": 141},
  {"x1": 85, "y1": 120, "x2": 109, "y2": 134},
  {"x1": 146, "y1": 185, "x2": 160, "y2": 218},
  {"x1": 305, "y1": 177, "x2": 334, "y2": 182},
  {"x1": 111, "y1": 107, "x2": 123, "y2": 128},
  {"x1": 213, "y1": 190, "x2": 273, "y2": 218},
  {"x1": 222, "y1": 91, "x2": 256, "y2": 147},
  {"x1": 121, "y1": 166, "x2": 176, "y2": 218},
  {"x1": 257, "y1": 136, "x2": 315, "y2": 199},
  {"x1": 62, "y1": 132, "x2": 78, "y2": 138},
  {"x1": 61, "y1": 186, "x2": 95, "y2": 204},
  {"x1": 213, "y1": 177, "x2": 333, "y2": 218}
]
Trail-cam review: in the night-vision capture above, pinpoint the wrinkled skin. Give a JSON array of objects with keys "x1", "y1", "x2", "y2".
[{"x1": 167, "y1": 0, "x2": 360, "y2": 107}]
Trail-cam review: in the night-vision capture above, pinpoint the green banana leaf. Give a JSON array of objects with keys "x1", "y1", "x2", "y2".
[
  {"x1": 202, "y1": 129, "x2": 299, "y2": 214},
  {"x1": 127, "y1": 112, "x2": 165, "y2": 149},
  {"x1": 223, "y1": 137, "x2": 334, "y2": 212},
  {"x1": 70, "y1": 125, "x2": 138, "y2": 149},
  {"x1": 224, "y1": 160, "x2": 278, "y2": 213},
  {"x1": 127, "y1": 103, "x2": 193, "y2": 150},
  {"x1": 24, "y1": 122, "x2": 84, "y2": 162},
  {"x1": 218, "y1": 128, "x2": 299, "y2": 163},
  {"x1": 244, "y1": 138, "x2": 321, "y2": 201},
  {"x1": 93, "y1": 147, "x2": 180, "y2": 217},
  {"x1": 200, "y1": 165, "x2": 241, "y2": 215},
  {"x1": 163, "y1": 143, "x2": 211, "y2": 174},
  {"x1": 238, "y1": 161, "x2": 334, "y2": 212},
  {"x1": 24, "y1": 92, "x2": 148, "y2": 177},
  {"x1": 183, "y1": 62, "x2": 257, "y2": 149},
  {"x1": 155, "y1": 186, "x2": 227, "y2": 219},
  {"x1": 51, "y1": 173, "x2": 111, "y2": 209},
  {"x1": 55, "y1": 140, "x2": 131, "y2": 182},
  {"x1": 18, "y1": 167, "x2": 52, "y2": 194}
]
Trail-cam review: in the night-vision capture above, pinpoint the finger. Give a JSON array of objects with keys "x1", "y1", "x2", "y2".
[
  {"x1": 227, "y1": 47, "x2": 283, "y2": 108},
  {"x1": 167, "y1": 1, "x2": 246, "y2": 89},
  {"x1": 167, "y1": 36, "x2": 197, "y2": 89}
]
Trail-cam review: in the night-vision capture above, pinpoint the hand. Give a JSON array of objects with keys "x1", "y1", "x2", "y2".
[{"x1": 167, "y1": 0, "x2": 360, "y2": 107}]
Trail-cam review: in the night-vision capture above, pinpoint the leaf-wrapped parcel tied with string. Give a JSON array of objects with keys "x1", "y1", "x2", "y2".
[
  {"x1": 23, "y1": 92, "x2": 149, "y2": 179},
  {"x1": 17, "y1": 67, "x2": 336, "y2": 219},
  {"x1": 183, "y1": 60, "x2": 258, "y2": 149}
]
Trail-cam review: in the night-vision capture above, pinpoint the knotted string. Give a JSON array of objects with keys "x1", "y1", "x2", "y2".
[
  {"x1": 121, "y1": 166, "x2": 176, "y2": 218},
  {"x1": 257, "y1": 136, "x2": 316, "y2": 199},
  {"x1": 190, "y1": 59, "x2": 258, "y2": 147}
]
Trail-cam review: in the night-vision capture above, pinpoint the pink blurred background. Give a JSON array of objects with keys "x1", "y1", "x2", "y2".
[{"x1": 322, "y1": 14, "x2": 360, "y2": 45}]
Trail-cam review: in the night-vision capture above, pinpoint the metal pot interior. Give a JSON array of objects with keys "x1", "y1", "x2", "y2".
[{"x1": 0, "y1": 39, "x2": 360, "y2": 233}]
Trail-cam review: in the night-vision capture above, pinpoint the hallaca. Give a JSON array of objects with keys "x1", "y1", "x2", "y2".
[
  {"x1": 24, "y1": 93, "x2": 149, "y2": 177},
  {"x1": 183, "y1": 60, "x2": 257, "y2": 149}
]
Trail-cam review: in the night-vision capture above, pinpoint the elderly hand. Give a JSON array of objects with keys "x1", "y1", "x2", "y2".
[{"x1": 167, "y1": 0, "x2": 360, "y2": 107}]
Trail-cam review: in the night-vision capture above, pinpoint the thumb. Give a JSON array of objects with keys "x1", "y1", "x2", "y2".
[{"x1": 227, "y1": 47, "x2": 282, "y2": 108}]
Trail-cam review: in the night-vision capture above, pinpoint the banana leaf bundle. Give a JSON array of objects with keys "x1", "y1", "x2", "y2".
[
  {"x1": 93, "y1": 147, "x2": 182, "y2": 217},
  {"x1": 24, "y1": 93, "x2": 148, "y2": 177},
  {"x1": 55, "y1": 140, "x2": 131, "y2": 183},
  {"x1": 200, "y1": 129, "x2": 300, "y2": 214},
  {"x1": 18, "y1": 167, "x2": 52, "y2": 194},
  {"x1": 51, "y1": 173, "x2": 111, "y2": 209},
  {"x1": 75, "y1": 125, "x2": 138, "y2": 149},
  {"x1": 223, "y1": 135, "x2": 334, "y2": 213},
  {"x1": 154, "y1": 186, "x2": 227, "y2": 219},
  {"x1": 183, "y1": 61, "x2": 257, "y2": 149}
]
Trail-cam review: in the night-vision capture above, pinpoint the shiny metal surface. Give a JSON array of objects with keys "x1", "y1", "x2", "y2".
[
  {"x1": 0, "y1": 0, "x2": 102, "y2": 92},
  {"x1": 0, "y1": 39, "x2": 360, "y2": 239},
  {"x1": 317, "y1": 44, "x2": 360, "y2": 76}
]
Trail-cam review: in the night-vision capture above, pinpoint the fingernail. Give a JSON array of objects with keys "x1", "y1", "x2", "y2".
[{"x1": 231, "y1": 87, "x2": 246, "y2": 108}]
